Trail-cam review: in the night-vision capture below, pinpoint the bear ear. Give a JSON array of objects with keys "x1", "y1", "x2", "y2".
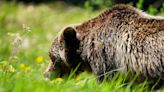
[
  {"x1": 62, "y1": 26, "x2": 79, "y2": 49},
  {"x1": 58, "y1": 26, "x2": 80, "y2": 67},
  {"x1": 63, "y1": 27, "x2": 77, "y2": 45},
  {"x1": 58, "y1": 26, "x2": 78, "y2": 42}
]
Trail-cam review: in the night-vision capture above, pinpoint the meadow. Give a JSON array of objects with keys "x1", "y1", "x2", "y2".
[{"x1": 0, "y1": 2, "x2": 164, "y2": 92}]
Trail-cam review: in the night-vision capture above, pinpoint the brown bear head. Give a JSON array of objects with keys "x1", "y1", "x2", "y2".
[{"x1": 44, "y1": 25, "x2": 91, "y2": 79}]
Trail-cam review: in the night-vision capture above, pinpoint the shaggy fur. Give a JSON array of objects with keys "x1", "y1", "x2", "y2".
[{"x1": 44, "y1": 4, "x2": 164, "y2": 83}]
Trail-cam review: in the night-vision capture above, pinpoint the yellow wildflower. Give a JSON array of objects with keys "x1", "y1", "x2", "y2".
[
  {"x1": 51, "y1": 78, "x2": 64, "y2": 84},
  {"x1": 35, "y1": 56, "x2": 44, "y2": 63},
  {"x1": 19, "y1": 63, "x2": 26, "y2": 69},
  {"x1": 19, "y1": 63, "x2": 30, "y2": 73},
  {"x1": 24, "y1": 66, "x2": 31, "y2": 73}
]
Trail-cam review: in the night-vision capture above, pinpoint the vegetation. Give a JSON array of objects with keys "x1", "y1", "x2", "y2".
[{"x1": 0, "y1": 1, "x2": 164, "y2": 92}]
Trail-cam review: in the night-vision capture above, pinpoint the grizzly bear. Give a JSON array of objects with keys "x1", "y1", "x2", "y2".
[{"x1": 44, "y1": 4, "x2": 164, "y2": 83}]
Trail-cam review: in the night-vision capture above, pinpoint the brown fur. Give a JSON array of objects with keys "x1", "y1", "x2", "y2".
[{"x1": 44, "y1": 4, "x2": 164, "y2": 83}]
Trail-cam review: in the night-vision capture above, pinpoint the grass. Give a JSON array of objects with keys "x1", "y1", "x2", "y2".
[{"x1": 0, "y1": 2, "x2": 164, "y2": 92}]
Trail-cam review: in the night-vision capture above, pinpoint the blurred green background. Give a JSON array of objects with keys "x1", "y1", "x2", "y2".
[{"x1": 0, "y1": 0, "x2": 164, "y2": 92}]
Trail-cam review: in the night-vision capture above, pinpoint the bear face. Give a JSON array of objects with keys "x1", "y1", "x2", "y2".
[
  {"x1": 44, "y1": 4, "x2": 164, "y2": 83},
  {"x1": 44, "y1": 26, "x2": 91, "y2": 78}
]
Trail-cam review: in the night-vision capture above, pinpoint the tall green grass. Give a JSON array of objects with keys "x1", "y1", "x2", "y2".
[{"x1": 0, "y1": 2, "x2": 163, "y2": 92}]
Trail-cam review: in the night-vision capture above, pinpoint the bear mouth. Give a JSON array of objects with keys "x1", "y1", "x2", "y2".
[{"x1": 48, "y1": 61, "x2": 71, "y2": 79}]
